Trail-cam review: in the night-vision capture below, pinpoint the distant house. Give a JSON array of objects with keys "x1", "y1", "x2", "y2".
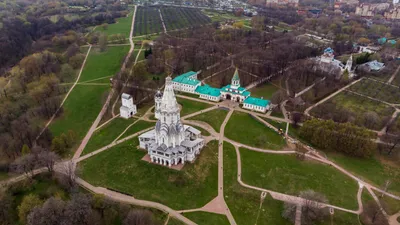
[{"x1": 363, "y1": 60, "x2": 385, "y2": 71}]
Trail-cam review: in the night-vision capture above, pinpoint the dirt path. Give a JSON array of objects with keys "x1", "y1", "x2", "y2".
[
  {"x1": 388, "y1": 64, "x2": 400, "y2": 84},
  {"x1": 35, "y1": 45, "x2": 92, "y2": 140}
]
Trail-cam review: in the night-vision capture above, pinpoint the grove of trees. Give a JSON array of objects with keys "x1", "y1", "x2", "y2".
[{"x1": 300, "y1": 119, "x2": 376, "y2": 157}]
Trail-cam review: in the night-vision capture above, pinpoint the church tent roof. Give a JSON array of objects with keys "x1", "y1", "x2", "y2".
[
  {"x1": 243, "y1": 97, "x2": 270, "y2": 107},
  {"x1": 232, "y1": 68, "x2": 240, "y2": 81}
]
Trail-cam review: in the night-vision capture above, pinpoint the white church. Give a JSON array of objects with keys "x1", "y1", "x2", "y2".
[
  {"x1": 138, "y1": 76, "x2": 205, "y2": 167},
  {"x1": 120, "y1": 93, "x2": 137, "y2": 119}
]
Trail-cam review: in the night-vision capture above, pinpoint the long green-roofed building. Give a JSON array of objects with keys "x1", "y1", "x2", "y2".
[{"x1": 171, "y1": 69, "x2": 271, "y2": 113}]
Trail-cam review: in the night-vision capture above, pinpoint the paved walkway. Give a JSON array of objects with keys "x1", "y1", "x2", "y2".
[{"x1": 77, "y1": 178, "x2": 197, "y2": 225}]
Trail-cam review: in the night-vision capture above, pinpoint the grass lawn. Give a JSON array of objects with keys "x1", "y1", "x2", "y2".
[
  {"x1": 117, "y1": 120, "x2": 155, "y2": 140},
  {"x1": 225, "y1": 112, "x2": 286, "y2": 150},
  {"x1": 190, "y1": 125, "x2": 211, "y2": 136},
  {"x1": 134, "y1": 49, "x2": 145, "y2": 61},
  {"x1": 82, "y1": 118, "x2": 136, "y2": 155},
  {"x1": 239, "y1": 147, "x2": 359, "y2": 209},
  {"x1": 188, "y1": 108, "x2": 229, "y2": 132},
  {"x1": 249, "y1": 83, "x2": 280, "y2": 99},
  {"x1": 0, "y1": 171, "x2": 10, "y2": 181},
  {"x1": 270, "y1": 110, "x2": 285, "y2": 119},
  {"x1": 78, "y1": 46, "x2": 130, "y2": 82},
  {"x1": 223, "y1": 142, "x2": 292, "y2": 225},
  {"x1": 167, "y1": 218, "x2": 186, "y2": 225},
  {"x1": 49, "y1": 85, "x2": 109, "y2": 139},
  {"x1": 333, "y1": 92, "x2": 395, "y2": 117},
  {"x1": 327, "y1": 152, "x2": 400, "y2": 195},
  {"x1": 183, "y1": 212, "x2": 230, "y2": 225},
  {"x1": 136, "y1": 102, "x2": 153, "y2": 117},
  {"x1": 80, "y1": 140, "x2": 219, "y2": 209},
  {"x1": 102, "y1": 11, "x2": 133, "y2": 37},
  {"x1": 375, "y1": 192, "x2": 400, "y2": 215},
  {"x1": 177, "y1": 97, "x2": 213, "y2": 117}
]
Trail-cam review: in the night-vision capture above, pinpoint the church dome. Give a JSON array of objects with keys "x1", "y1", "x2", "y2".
[{"x1": 155, "y1": 90, "x2": 163, "y2": 98}]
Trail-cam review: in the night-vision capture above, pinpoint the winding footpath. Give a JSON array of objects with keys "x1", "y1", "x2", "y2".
[{"x1": 36, "y1": 45, "x2": 92, "y2": 140}]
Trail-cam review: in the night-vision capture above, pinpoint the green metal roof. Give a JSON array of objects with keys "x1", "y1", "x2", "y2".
[
  {"x1": 195, "y1": 85, "x2": 221, "y2": 97},
  {"x1": 232, "y1": 68, "x2": 240, "y2": 81},
  {"x1": 244, "y1": 97, "x2": 270, "y2": 107},
  {"x1": 172, "y1": 71, "x2": 200, "y2": 86},
  {"x1": 221, "y1": 85, "x2": 250, "y2": 97}
]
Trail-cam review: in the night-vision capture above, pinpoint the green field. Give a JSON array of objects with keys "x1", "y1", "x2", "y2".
[
  {"x1": 82, "y1": 118, "x2": 136, "y2": 155},
  {"x1": 117, "y1": 120, "x2": 155, "y2": 140},
  {"x1": 223, "y1": 142, "x2": 292, "y2": 225},
  {"x1": 349, "y1": 79, "x2": 400, "y2": 104},
  {"x1": 249, "y1": 83, "x2": 280, "y2": 99},
  {"x1": 79, "y1": 46, "x2": 130, "y2": 82},
  {"x1": 328, "y1": 152, "x2": 400, "y2": 195},
  {"x1": 183, "y1": 212, "x2": 230, "y2": 225},
  {"x1": 190, "y1": 125, "x2": 211, "y2": 136},
  {"x1": 239, "y1": 147, "x2": 359, "y2": 209},
  {"x1": 80, "y1": 140, "x2": 219, "y2": 209},
  {"x1": 102, "y1": 11, "x2": 133, "y2": 37},
  {"x1": 188, "y1": 108, "x2": 229, "y2": 132},
  {"x1": 311, "y1": 92, "x2": 395, "y2": 130},
  {"x1": 225, "y1": 112, "x2": 286, "y2": 150},
  {"x1": 49, "y1": 85, "x2": 109, "y2": 139},
  {"x1": 177, "y1": 97, "x2": 213, "y2": 117}
]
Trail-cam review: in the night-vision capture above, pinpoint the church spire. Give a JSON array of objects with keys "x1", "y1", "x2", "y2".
[
  {"x1": 231, "y1": 68, "x2": 240, "y2": 88},
  {"x1": 160, "y1": 76, "x2": 179, "y2": 113}
]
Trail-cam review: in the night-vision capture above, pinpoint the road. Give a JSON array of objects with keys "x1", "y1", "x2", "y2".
[{"x1": 387, "y1": 64, "x2": 400, "y2": 84}]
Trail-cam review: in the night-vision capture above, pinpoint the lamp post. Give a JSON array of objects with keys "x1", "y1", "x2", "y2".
[{"x1": 255, "y1": 191, "x2": 267, "y2": 225}]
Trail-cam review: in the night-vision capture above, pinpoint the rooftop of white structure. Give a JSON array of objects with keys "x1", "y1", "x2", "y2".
[
  {"x1": 121, "y1": 93, "x2": 132, "y2": 100},
  {"x1": 244, "y1": 96, "x2": 270, "y2": 107}
]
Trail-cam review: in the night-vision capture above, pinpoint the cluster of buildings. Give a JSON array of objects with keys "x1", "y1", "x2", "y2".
[
  {"x1": 171, "y1": 69, "x2": 272, "y2": 113},
  {"x1": 318, "y1": 47, "x2": 355, "y2": 77},
  {"x1": 139, "y1": 76, "x2": 205, "y2": 166},
  {"x1": 265, "y1": 0, "x2": 299, "y2": 8},
  {"x1": 355, "y1": 1, "x2": 399, "y2": 20},
  {"x1": 317, "y1": 47, "x2": 385, "y2": 77}
]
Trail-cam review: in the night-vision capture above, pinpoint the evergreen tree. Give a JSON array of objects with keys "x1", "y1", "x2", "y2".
[{"x1": 21, "y1": 144, "x2": 31, "y2": 155}]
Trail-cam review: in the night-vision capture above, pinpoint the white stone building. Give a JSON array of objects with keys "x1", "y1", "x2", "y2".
[
  {"x1": 172, "y1": 71, "x2": 201, "y2": 94},
  {"x1": 120, "y1": 93, "x2": 137, "y2": 119},
  {"x1": 138, "y1": 76, "x2": 205, "y2": 167}
]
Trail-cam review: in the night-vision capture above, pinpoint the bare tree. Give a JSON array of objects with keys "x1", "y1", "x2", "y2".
[
  {"x1": 10, "y1": 154, "x2": 38, "y2": 179},
  {"x1": 282, "y1": 190, "x2": 328, "y2": 225},
  {"x1": 0, "y1": 191, "x2": 13, "y2": 225},
  {"x1": 56, "y1": 161, "x2": 77, "y2": 190},
  {"x1": 361, "y1": 202, "x2": 389, "y2": 225},
  {"x1": 27, "y1": 197, "x2": 66, "y2": 225},
  {"x1": 37, "y1": 151, "x2": 59, "y2": 172},
  {"x1": 123, "y1": 209, "x2": 154, "y2": 225}
]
